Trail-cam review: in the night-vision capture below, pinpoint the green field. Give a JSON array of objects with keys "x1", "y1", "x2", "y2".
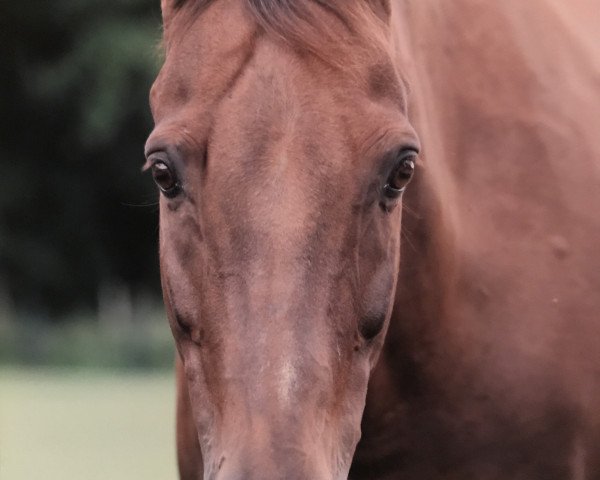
[{"x1": 0, "y1": 368, "x2": 178, "y2": 480}]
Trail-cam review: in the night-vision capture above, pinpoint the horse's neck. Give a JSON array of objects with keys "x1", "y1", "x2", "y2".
[
  {"x1": 386, "y1": 0, "x2": 600, "y2": 388},
  {"x1": 391, "y1": 0, "x2": 600, "y2": 271},
  {"x1": 393, "y1": 0, "x2": 600, "y2": 184}
]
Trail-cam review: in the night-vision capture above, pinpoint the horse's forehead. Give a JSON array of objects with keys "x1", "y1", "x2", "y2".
[
  {"x1": 159, "y1": 1, "x2": 401, "y2": 103},
  {"x1": 150, "y1": 2, "x2": 411, "y2": 165}
]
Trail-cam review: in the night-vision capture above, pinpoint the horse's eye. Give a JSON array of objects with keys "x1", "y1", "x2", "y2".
[
  {"x1": 384, "y1": 150, "x2": 417, "y2": 198},
  {"x1": 151, "y1": 161, "x2": 180, "y2": 196}
]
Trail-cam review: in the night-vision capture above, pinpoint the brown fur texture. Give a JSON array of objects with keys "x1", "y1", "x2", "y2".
[{"x1": 147, "y1": 0, "x2": 600, "y2": 478}]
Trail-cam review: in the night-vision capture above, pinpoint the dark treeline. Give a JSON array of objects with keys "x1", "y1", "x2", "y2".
[{"x1": 1, "y1": 0, "x2": 164, "y2": 321}]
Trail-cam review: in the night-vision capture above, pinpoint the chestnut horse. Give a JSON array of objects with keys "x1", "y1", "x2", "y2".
[{"x1": 145, "y1": 0, "x2": 600, "y2": 478}]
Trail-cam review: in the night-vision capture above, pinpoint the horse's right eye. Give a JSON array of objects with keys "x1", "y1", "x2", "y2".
[{"x1": 151, "y1": 160, "x2": 181, "y2": 197}]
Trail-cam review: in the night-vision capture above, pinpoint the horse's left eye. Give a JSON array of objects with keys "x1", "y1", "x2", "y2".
[
  {"x1": 384, "y1": 150, "x2": 417, "y2": 198},
  {"x1": 151, "y1": 161, "x2": 180, "y2": 197}
]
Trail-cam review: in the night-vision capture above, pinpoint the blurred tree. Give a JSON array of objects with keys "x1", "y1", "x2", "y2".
[{"x1": 0, "y1": 0, "x2": 163, "y2": 319}]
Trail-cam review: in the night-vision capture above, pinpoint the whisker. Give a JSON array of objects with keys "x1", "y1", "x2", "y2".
[
  {"x1": 402, "y1": 202, "x2": 420, "y2": 220},
  {"x1": 401, "y1": 227, "x2": 418, "y2": 253},
  {"x1": 121, "y1": 194, "x2": 160, "y2": 209},
  {"x1": 121, "y1": 201, "x2": 160, "y2": 208}
]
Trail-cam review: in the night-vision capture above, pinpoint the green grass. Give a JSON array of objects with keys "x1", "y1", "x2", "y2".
[{"x1": 0, "y1": 367, "x2": 178, "y2": 480}]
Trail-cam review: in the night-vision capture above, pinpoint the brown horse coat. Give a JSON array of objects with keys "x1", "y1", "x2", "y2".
[
  {"x1": 149, "y1": 0, "x2": 600, "y2": 478},
  {"x1": 353, "y1": 1, "x2": 600, "y2": 478}
]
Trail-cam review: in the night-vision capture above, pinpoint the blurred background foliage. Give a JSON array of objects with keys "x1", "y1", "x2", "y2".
[
  {"x1": 0, "y1": 0, "x2": 172, "y2": 369},
  {"x1": 1, "y1": 4, "x2": 179, "y2": 477}
]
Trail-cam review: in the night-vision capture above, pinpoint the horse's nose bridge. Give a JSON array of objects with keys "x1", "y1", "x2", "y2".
[
  {"x1": 213, "y1": 419, "x2": 334, "y2": 480},
  {"x1": 215, "y1": 462, "x2": 331, "y2": 480},
  {"x1": 198, "y1": 259, "x2": 353, "y2": 480},
  {"x1": 214, "y1": 451, "x2": 332, "y2": 480},
  {"x1": 219, "y1": 279, "x2": 336, "y2": 414},
  {"x1": 235, "y1": 316, "x2": 332, "y2": 412}
]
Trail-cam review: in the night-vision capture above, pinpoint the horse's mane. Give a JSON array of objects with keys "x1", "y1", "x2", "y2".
[{"x1": 172, "y1": 0, "x2": 386, "y2": 67}]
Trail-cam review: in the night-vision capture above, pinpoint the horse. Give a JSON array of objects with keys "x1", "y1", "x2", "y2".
[{"x1": 145, "y1": 1, "x2": 600, "y2": 478}]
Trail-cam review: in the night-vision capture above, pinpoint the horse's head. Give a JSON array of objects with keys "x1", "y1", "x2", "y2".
[{"x1": 146, "y1": 1, "x2": 418, "y2": 478}]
